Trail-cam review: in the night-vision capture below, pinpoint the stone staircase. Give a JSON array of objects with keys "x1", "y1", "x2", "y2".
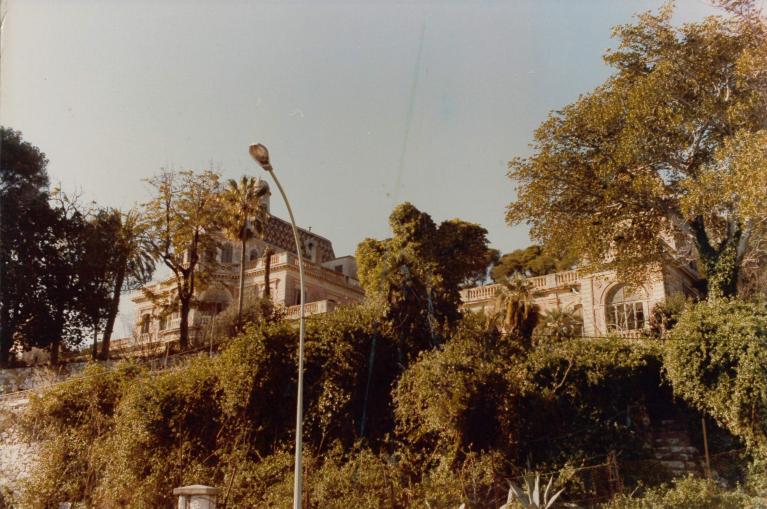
[{"x1": 651, "y1": 418, "x2": 704, "y2": 477}]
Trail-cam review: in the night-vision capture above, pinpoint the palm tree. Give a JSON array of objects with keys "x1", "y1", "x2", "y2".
[
  {"x1": 489, "y1": 274, "x2": 539, "y2": 347},
  {"x1": 100, "y1": 208, "x2": 155, "y2": 359},
  {"x1": 221, "y1": 176, "x2": 270, "y2": 327},
  {"x1": 539, "y1": 307, "x2": 583, "y2": 341},
  {"x1": 262, "y1": 245, "x2": 273, "y2": 299}
]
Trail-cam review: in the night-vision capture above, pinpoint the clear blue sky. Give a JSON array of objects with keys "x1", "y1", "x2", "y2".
[{"x1": 1, "y1": 0, "x2": 717, "y2": 335}]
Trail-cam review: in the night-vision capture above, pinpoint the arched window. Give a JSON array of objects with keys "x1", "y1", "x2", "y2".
[
  {"x1": 221, "y1": 243, "x2": 233, "y2": 263},
  {"x1": 606, "y1": 285, "x2": 646, "y2": 331},
  {"x1": 249, "y1": 248, "x2": 259, "y2": 261}
]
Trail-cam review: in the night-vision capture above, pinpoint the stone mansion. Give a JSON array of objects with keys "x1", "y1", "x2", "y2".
[
  {"x1": 131, "y1": 182, "x2": 365, "y2": 346},
  {"x1": 132, "y1": 184, "x2": 701, "y2": 343},
  {"x1": 461, "y1": 263, "x2": 701, "y2": 336}
]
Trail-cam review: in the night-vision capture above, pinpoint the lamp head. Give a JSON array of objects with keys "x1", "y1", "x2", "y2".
[{"x1": 249, "y1": 143, "x2": 271, "y2": 170}]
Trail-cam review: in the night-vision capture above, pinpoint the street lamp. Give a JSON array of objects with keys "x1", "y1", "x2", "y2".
[{"x1": 249, "y1": 143, "x2": 306, "y2": 509}]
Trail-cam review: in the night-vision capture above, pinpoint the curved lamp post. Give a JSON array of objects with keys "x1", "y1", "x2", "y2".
[{"x1": 249, "y1": 143, "x2": 306, "y2": 509}]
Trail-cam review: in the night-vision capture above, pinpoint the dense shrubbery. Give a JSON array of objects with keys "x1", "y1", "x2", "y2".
[
  {"x1": 601, "y1": 477, "x2": 764, "y2": 509},
  {"x1": 17, "y1": 299, "x2": 767, "y2": 507},
  {"x1": 663, "y1": 299, "x2": 767, "y2": 456}
]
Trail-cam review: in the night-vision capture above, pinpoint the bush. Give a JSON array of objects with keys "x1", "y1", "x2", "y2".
[
  {"x1": 601, "y1": 477, "x2": 764, "y2": 509},
  {"x1": 393, "y1": 316, "x2": 522, "y2": 460},
  {"x1": 394, "y1": 315, "x2": 665, "y2": 485},
  {"x1": 18, "y1": 362, "x2": 144, "y2": 508},
  {"x1": 648, "y1": 292, "x2": 689, "y2": 338},
  {"x1": 18, "y1": 304, "x2": 399, "y2": 508},
  {"x1": 199, "y1": 295, "x2": 283, "y2": 343},
  {"x1": 663, "y1": 299, "x2": 767, "y2": 456}
]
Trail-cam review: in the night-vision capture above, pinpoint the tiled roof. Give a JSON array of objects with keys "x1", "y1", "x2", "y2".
[{"x1": 264, "y1": 215, "x2": 336, "y2": 263}]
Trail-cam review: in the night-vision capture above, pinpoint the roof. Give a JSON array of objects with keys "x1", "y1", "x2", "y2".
[{"x1": 265, "y1": 215, "x2": 336, "y2": 263}]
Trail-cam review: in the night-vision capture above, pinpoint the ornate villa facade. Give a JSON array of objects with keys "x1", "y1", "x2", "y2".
[
  {"x1": 130, "y1": 179, "x2": 701, "y2": 345},
  {"x1": 131, "y1": 183, "x2": 364, "y2": 346},
  {"x1": 460, "y1": 263, "x2": 701, "y2": 336}
]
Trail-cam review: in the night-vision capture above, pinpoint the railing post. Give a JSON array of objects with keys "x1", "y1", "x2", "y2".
[{"x1": 173, "y1": 485, "x2": 220, "y2": 509}]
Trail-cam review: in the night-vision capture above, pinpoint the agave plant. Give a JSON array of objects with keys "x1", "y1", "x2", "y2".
[
  {"x1": 449, "y1": 473, "x2": 564, "y2": 509},
  {"x1": 502, "y1": 473, "x2": 564, "y2": 509}
]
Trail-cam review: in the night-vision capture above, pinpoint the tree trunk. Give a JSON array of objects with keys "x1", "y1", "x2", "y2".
[
  {"x1": 263, "y1": 247, "x2": 272, "y2": 299},
  {"x1": 237, "y1": 238, "x2": 246, "y2": 326},
  {"x1": 49, "y1": 311, "x2": 64, "y2": 366},
  {"x1": 100, "y1": 263, "x2": 126, "y2": 360},
  {"x1": 0, "y1": 323, "x2": 13, "y2": 368},
  {"x1": 702, "y1": 240, "x2": 740, "y2": 300},
  {"x1": 92, "y1": 326, "x2": 98, "y2": 360},
  {"x1": 690, "y1": 216, "x2": 741, "y2": 300},
  {"x1": 179, "y1": 296, "x2": 190, "y2": 350},
  {"x1": 50, "y1": 337, "x2": 60, "y2": 366}
]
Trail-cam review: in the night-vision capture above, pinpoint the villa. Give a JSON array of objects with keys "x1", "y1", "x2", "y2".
[
  {"x1": 460, "y1": 263, "x2": 702, "y2": 336},
  {"x1": 131, "y1": 181, "x2": 364, "y2": 346}
]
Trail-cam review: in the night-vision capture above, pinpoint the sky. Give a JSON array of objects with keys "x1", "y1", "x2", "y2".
[{"x1": 1, "y1": 0, "x2": 718, "y2": 336}]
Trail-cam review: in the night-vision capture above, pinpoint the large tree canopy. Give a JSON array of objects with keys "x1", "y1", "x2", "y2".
[
  {"x1": 356, "y1": 203, "x2": 496, "y2": 358},
  {"x1": 491, "y1": 245, "x2": 577, "y2": 282},
  {"x1": 506, "y1": 6, "x2": 767, "y2": 298},
  {"x1": 143, "y1": 170, "x2": 223, "y2": 350},
  {"x1": 0, "y1": 127, "x2": 52, "y2": 365}
]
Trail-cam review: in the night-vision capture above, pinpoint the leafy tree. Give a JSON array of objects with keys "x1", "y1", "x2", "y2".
[
  {"x1": 491, "y1": 245, "x2": 576, "y2": 282},
  {"x1": 20, "y1": 194, "x2": 96, "y2": 364},
  {"x1": 221, "y1": 176, "x2": 270, "y2": 327},
  {"x1": 78, "y1": 209, "x2": 122, "y2": 359},
  {"x1": 143, "y1": 170, "x2": 223, "y2": 350},
  {"x1": 356, "y1": 202, "x2": 495, "y2": 359},
  {"x1": 96, "y1": 208, "x2": 155, "y2": 359},
  {"x1": 506, "y1": 6, "x2": 767, "y2": 299},
  {"x1": 0, "y1": 127, "x2": 52, "y2": 366}
]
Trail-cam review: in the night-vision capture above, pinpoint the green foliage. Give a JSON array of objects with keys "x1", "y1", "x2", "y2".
[
  {"x1": 356, "y1": 202, "x2": 496, "y2": 359},
  {"x1": 488, "y1": 276, "x2": 540, "y2": 346},
  {"x1": 0, "y1": 127, "x2": 51, "y2": 365},
  {"x1": 20, "y1": 297, "x2": 763, "y2": 508},
  {"x1": 143, "y1": 169, "x2": 224, "y2": 349},
  {"x1": 201, "y1": 295, "x2": 283, "y2": 341},
  {"x1": 19, "y1": 362, "x2": 145, "y2": 507},
  {"x1": 648, "y1": 293, "x2": 689, "y2": 338},
  {"x1": 18, "y1": 305, "x2": 397, "y2": 507},
  {"x1": 663, "y1": 299, "x2": 767, "y2": 455},
  {"x1": 536, "y1": 307, "x2": 583, "y2": 341},
  {"x1": 519, "y1": 338, "x2": 662, "y2": 469},
  {"x1": 221, "y1": 176, "x2": 270, "y2": 326},
  {"x1": 98, "y1": 208, "x2": 156, "y2": 359},
  {"x1": 491, "y1": 245, "x2": 576, "y2": 282},
  {"x1": 506, "y1": 6, "x2": 767, "y2": 297},
  {"x1": 395, "y1": 315, "x2": 662, "y2": 475},
  {"x1": 394, "y1": 317, "x2": 522, "y2": 459},
  {"x1": 601, "y1": 477, "x2": 764, "y2": 509}
]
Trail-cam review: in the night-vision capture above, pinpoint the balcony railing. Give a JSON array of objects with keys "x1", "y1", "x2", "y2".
[
  {"x1": 242, "y1": 252, "x2": 362, "y2": 291},
  {"x1": 460, "y1": 269, "x2": 581, "y2": 304},
  {"x1": 460, "y1": 285, "x2": 500, "y2": 302},
  {"x1": 284, "y1": 300, "x2": 337, "y2": 320}
]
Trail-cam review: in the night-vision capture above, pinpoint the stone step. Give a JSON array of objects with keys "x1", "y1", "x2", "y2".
[
  {"x1": 653, "y1": 445, "x2": 700, "y2": 454},
  {"x1": 653, "y1": 451, "x2": 698, "y2": 461},
  {"x1": 653, "y1": 437, "x2": 691, "y2": 447},
  {"x1": 654, "y1": 430, "x2": 690, "y2": 439}
]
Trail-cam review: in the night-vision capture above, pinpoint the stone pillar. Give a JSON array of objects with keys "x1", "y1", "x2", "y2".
[{"x1": 173, "y1": 485, "x2": 220, "y2": 509}]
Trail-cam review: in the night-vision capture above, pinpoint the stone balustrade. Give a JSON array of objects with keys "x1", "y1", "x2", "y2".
[
  {"x1": 460, "y1": 269, "x2": 581, "y2": 304},
  {"x1": 284, "y1": 299, "x2": 336, "y2": 320}
]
